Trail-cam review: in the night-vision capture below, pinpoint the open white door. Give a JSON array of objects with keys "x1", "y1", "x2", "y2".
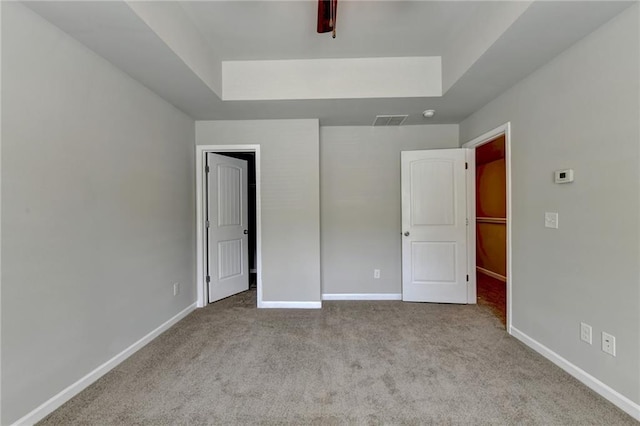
[
  {"x1": 401, "y1": 149, "x2": 468, "y2": 303},
  {"x1": 206, "y1": 153, "x2": 249, "y2": 303}
]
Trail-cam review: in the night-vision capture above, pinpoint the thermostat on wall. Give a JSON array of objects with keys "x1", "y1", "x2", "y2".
[{"x1": 554, "y1": 169, "x2": 574, "y2": 184}]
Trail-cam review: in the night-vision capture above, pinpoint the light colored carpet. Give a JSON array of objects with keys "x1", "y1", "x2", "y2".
[{"x1": 39, "y1": 289, "x2": 635, "y2": 425}]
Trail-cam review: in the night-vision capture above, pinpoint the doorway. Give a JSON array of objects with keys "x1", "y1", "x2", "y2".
[
  {"x1": 474, "y1": 136, "x2": 507, "y2": 326},
  {"x1": 464, "y1": 123, "x2": 512, "y2": 331},
  {"x1": 196, "y1": 145, "x2": 263, "y2": 308}
]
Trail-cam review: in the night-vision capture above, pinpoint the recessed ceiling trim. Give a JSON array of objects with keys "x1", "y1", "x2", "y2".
[
  {"x1": 25, "y1": 0, "x2": 633, "y2": 125},
  {"x1": 222, "y1": 57, "x2": 442, "y2": 101},
  {"x1": 126, "y1": 0, "x2": 223, "y2": 97}
]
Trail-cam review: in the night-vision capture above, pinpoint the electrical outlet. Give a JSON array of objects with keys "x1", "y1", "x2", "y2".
[
  {"x1": 602, "y1": 332, "x2": 616, "y2": 356},
  {"x1": 373, "y1": 269, "x2": 381, "y2": 279},
  {"x1": 173, "y1": 283, "x2": 180, "y2": 296},
  {"x1": 580, "y1": 322, "x2": 592, "y2": 344}
]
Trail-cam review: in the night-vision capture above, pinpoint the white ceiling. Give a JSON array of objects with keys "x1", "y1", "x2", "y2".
[
  {"x1": 24, "y1": 1, "x2": 635, "y2": 126},
  {"x1": 180, "y1": 1, "x2": 484, "y2": 60}
]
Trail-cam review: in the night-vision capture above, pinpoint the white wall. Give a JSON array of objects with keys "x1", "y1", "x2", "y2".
[
  {"x1": 460, "y1": 4, "x2": 639, "y2": 408},
  {"x1": 196, "y1": 120, "x2": 321, "y2": 303},
  {"x1": 1, "y1": 4, "x2": 196, "y2": 424},
  {"x1": 320, "y1": 125, "x2": 459, "y2": 296},
  {"x1": 222, "y1": 57, "x2": 442, "y2": 101}
]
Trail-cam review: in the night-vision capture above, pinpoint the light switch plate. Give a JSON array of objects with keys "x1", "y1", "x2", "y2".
[
  {"x1": 545, "y1": 212, "x2": 559, "y2": 229},
  {"x1": 580, "y1": 322, "x2": 592, "y2": 344}
]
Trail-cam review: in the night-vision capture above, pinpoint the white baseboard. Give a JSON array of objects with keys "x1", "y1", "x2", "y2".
[
  {"x1": 510, "y1": 326, "x2": 640, "y2": 421},
  {"x1": 12, "y1": 303, "x2": 197, "y2": 426},
  {"x1": 258, "y1": 301, "x2": 322, "y2": 309},
  {"x1": 322, "y1": 293, "x2": 402, "y2": 301},
  {"x1": 476, "y1": 266, "x2": 507, "y2": 282}
]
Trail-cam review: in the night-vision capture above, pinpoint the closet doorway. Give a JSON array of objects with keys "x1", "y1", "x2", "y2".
[
  {"x1": 464, "y1": 123, "x2": 512, "y2": 330},
  {"x1": 475, "y1": 136, "x2": 507, "y2": 326}
]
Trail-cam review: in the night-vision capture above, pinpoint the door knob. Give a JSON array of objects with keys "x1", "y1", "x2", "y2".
[
  {"x1": 243, "y1": 229, "x2": 249, "y2": 235},
  {"x1": 404, "y1": 231, "x2": 410, "y2": 237}
]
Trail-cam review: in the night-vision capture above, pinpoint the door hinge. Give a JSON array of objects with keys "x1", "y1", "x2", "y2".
[
  {"x1": 205, "y1": 220, "x2": 210, "y2": 228},
  {"x1": 206, "y1": 275, "x2": 211, "y2": 283},
  {"x1": 466, "y1": 274, "x2": 469, "y2": 282},
  {"x1": 466, "y1": 218, "x2": 469, "y2": 226},
  {"x1": 465, "y1": 162, "x2": 468, "y2": 170},
  {"x1": 205, "y1": 165, "x2": 210, "y2": 173}
]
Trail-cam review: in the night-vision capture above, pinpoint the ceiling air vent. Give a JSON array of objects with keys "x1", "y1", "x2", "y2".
[{"x1": 373, "y1": 115, "x2": 408, "y2": 126}]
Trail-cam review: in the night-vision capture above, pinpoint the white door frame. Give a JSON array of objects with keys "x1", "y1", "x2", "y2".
[
  {"x1": 196, "y1": 145, "x2": 262, "y2": 308},
  {"x1": 463, "y1": 123, "x2": 513, "y2": 332}
]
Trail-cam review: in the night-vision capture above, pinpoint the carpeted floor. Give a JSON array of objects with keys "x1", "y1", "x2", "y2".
[
  {"x1": 39, "y1": 289, "x2": 635, "y2": 425},
  {"x1": 476, "y1": 272, "x2": 507, "y2": 327}
]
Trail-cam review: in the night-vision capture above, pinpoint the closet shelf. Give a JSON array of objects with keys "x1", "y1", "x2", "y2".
[{"x1": 476, "y1": 217, "x2": 507, "y2": 224}]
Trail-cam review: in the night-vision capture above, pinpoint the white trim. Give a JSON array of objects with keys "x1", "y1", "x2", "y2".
[
  {"x1": 0, "y1": 1, "x2": 3, "y2": 420},
  {"x1": 259, "y1": 301, "x2": 322, "y2": 309},
  {"x1": 510, "y1": 326, "x2": 640, "y2": 421},
  {"x1": 463, "y1": 122, "x2": 512, "y2": 331},
  {"x1": 465, "y1": 148, "x2": 477, "y2": 305},
  {"x1": 196, "y1": 145, "x2": 262, "y2": 309},
  {"x1": 322, "y1": 293, "x2": 402, "y2": 301},
  {"x1": 476, "y1": 266, "x2": 507, "y2": 282},
  {"x1": 12, "y1": 303, "x2": 196, "y2": 426}
]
